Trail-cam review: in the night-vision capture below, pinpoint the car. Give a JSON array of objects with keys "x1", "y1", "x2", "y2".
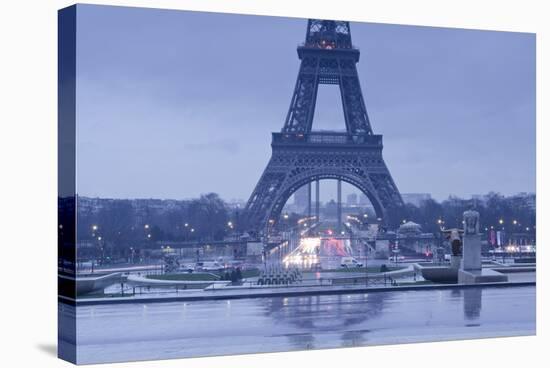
[
  {"x1": 340, "y1": 256, "x2": 364, "y2": 268},
  {"x1": 181, "y1": 264, "x2": 195, "y2": 273},
  {"x1": 388, "y1": 255, "x2": 405, "y2": 262},
  {"x1": 195, "y1": 261, "x2": 225, "y2": 272}
]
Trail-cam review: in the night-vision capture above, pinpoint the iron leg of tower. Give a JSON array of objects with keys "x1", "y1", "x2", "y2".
[
  {"x1": 307, "y1": 182, "x2": 312, "y2": 220},
  {"x1": 315, "y1": 179, "x2": 320, "y2": 223},
  {"x1": 337, "y1": 179, "x2": 342, "y2": 233}
]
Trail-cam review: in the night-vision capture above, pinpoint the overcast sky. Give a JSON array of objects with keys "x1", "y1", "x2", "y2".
[{"x1": 75, "y1": 4, "x2": 535, "y2": 202}]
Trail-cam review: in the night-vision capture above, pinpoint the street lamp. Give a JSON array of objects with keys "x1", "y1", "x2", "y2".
[{"x1": 92, "y1": 225, "x2": 98, "y2": 231}]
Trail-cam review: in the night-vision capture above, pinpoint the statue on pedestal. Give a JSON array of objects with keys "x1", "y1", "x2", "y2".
[
  {"x1": 458, "y1": 208, "x2": 508, "y2": 283},
  {"x1": 463, "y1": 209, "x2": 480, "y2": 235},
  {"x1": 460, "y1": 209, "x2": 482, "y2": 273}
]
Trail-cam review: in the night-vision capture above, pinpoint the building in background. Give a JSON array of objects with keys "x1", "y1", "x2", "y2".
[
  {"x1": 293, "y1": 186, "x2": 309, "y2": 213},
  {"x1": 401, "y1": 193, "x2": 432, "y2": 207},
  {"x1": 346, "y1": 193, "x2": 358, "y2": 206},
  {"x1": 358, "y1": 193, "x2": 369, "y2": 205}
]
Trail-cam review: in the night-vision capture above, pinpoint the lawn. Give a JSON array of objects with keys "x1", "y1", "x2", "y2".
[
  {"x1": 393, "y1": 280, "x2": 434, "y2": 286},
  {"x1": 146, "y1": 268, "x2": 261, "y2": 281},
  {"x1": 147, "y1": 273, "x2": 220, "y2": 281},
  {"x1": 305, "y1": 266, "x2": 406, "y2": 274},
  {"x1": 240, "y1": 268, "x2": 261, "y2": 278}
]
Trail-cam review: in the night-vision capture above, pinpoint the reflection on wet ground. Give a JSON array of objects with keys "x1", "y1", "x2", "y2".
[{"x1": 64, "y1": 286, "x2": 535, "y2": 364}]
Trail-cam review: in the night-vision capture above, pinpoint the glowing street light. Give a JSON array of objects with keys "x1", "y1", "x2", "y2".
[
  {"x1": 513, "y1": 220, "x2": 518, "y2": 225},
  {"x1": 144, "y1": 224, "x2": 150, "y2": 229},
  {"x1": 499, "y1": 219, "x2": 504, "y2": 225},
  {"x1": 184, "y1": 223, "x2": 189, "y2": 227},
  {"x1": 92, "y1": 225, "x2": 98, "y2": 231}
]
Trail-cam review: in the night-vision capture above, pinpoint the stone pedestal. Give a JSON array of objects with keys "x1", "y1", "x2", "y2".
[
  {"x1": 458, "y1": 233, "x2": 507, "y2": 284},
  {"x1": 461, "y1": 234, "x2": 481, "y2": 271},
  {"x1": 458, "y1": 268, "x2": 508, "y2": 284},
  {"x1": 458, "y1": 210, "x2": 508, "y2": 284},
  {"x1": 459, "y1": 233, "x2": 482, "y2": 283}
]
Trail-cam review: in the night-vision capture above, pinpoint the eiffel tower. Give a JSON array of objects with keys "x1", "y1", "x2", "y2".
[{"x1": 242, "y1": 19, "x2": 404, "y2": 233}]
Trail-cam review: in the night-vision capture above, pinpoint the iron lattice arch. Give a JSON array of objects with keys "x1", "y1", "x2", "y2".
[{"x1": 242, "y1": 19, "x2": 404, "y2": 232}]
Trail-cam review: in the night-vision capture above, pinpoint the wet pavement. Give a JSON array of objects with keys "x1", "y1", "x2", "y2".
[{"x1": 64, "y1": 285, "x2": 536, "y2": 364}]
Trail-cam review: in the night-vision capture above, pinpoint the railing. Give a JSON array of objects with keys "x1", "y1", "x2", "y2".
[
  {"x1": 298, "y1": 42, "x2": 358, "y2": 50},
  {"x1": 272, "y1": 132, "x2": 382, "y2": 146},
  {"x1": 105, "y1": 271, "x2": 412, "y2": 298}
]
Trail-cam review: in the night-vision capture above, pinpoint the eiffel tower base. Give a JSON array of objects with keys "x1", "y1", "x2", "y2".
[{"x1": 243, "y1": 132, "x2": 403, "y2": 233}]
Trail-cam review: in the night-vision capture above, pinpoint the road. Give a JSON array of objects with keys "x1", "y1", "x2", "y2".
[{"x1": 63, "y1": 285, "x2": 535, "y2": 364}]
